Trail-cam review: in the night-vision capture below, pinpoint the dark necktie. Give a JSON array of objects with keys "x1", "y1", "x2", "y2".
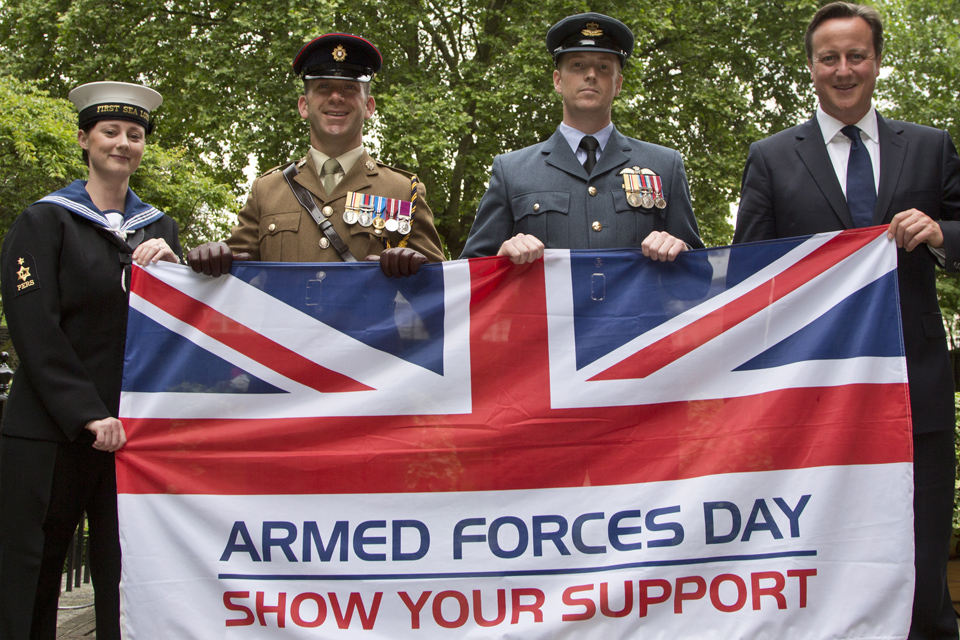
[
  {"x1": 579, "y1": 135, "x2": 599, "y2": 175},
  {"x1": 841, "y1": 125, "x2": 876, "y2": 227},
  {"x1": 321, "y1": 157, "x2": 341, "y2": 193}
]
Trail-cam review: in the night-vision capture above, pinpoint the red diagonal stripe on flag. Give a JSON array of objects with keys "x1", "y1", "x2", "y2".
[
  {"x1": 590, "y1": 229, "x2": 883, "y2": 381},
  {"x1": 131, "y1": 270, "x2": 374, "y2": 393}
]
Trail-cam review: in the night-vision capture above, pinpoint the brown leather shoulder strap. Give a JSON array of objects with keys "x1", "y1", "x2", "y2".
[{"x1": 281, "y1": 163, "x2": 357, "y2": 262}]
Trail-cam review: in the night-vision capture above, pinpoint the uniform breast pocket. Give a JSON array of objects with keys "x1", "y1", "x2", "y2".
[
  {"x1": 348, "y1": 224, "x2": 387, "y2": 259},
  {"x1": 510, "y1": 191, "x2": 570, "y2": 243},
  {"x1": 259, "y1": 211, "x2": 301, "y2": 260},
  {"x1": 611, "y1": 187, "x2": 665, "y2": 239}
]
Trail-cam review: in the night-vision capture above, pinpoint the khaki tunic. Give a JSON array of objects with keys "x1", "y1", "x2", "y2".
[{"x1": 227, "y1": 151, "x2": 445, "y2": 262}]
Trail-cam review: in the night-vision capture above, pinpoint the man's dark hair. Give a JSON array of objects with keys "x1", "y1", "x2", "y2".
[{"x1": 805, "y1": 2, "x2": 884, "y2": 62}]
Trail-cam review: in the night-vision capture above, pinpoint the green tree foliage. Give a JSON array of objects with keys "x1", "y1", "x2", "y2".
[
  {"x1": 0, "y1": 74, "x2": 233, "y2": 357},
  {"x1": 0, "y1": 0, "x2": 956, "y2": 255},
  {"x1": 0, "y1": 74, "x2": 83, "y2": 234},
  {"x1": 339, "y1": 0, "x2": 820, "y2": 252},
  {"x1": 0, "y1": 0, "x2": 821, "y2": 256},
  {"x1": 877, "y1": 0, "x2": 960, "y2": 341},
  {"x1": 0, "y1": 74, "x2": 234, "y2": 247}
]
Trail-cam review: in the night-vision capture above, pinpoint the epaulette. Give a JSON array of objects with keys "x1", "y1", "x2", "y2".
[
  {"x1": 376, "y1": 161, "x2": 418, "y2": 180},
  {"x1": 259, "y1": 160, "x2": 298, "y2": 178}
]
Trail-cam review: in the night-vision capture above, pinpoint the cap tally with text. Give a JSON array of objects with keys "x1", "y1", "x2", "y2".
[
  {"x1": 546, "y1": 13, "x2": 634, "y2": 67},
  {"x1": 68, "y1": 81, "x2": 162, "y2": 134},
  {"x1": 292, "y1": 33, "x2": 383, "y2": 83}
]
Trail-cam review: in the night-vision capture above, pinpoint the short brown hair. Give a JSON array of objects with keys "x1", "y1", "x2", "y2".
[{"x1": 805, "y1": 2, "x2": 884, "y2": 62}]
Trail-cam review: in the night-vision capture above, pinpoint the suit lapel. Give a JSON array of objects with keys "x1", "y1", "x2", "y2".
[
  {"x1": 347, "y1": 151, "x2": 375, "y2": 194},
  {"x1": 594, "y1": 128, "x2": 630, "y2": 177},
  {"x1": 544, "y1": 128, "x2": 633, "y2": 180},
  {"x1": 544, "y1": 129, "x2": 590, "y2": 179},
  {"x1": 294, "y1": 154, "x2": 327, "y2": 200},
  {"x1": 875, "y1": 115, "x2": 907, "y2": 224},
  {"x1": 795, "y1": 117, "x2": 856, "y2": 229}
]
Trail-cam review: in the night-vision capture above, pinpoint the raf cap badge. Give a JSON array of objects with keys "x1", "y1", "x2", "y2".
[{"x1": 582, "y1": 22, "x2": 603, "y2": 37}]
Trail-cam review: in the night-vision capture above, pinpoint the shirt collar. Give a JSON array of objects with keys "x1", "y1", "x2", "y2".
[
  {"x1": 816, "y1": 106, "x2": 879, "y2": 145},
  {"x1": 309, "y1": 145, "x2": 366, "y2": 177},
  {"x1": 558, "y1": 122, "x2": 615, "y2": 155}
]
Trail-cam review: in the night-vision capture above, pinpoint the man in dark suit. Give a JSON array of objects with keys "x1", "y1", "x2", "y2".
[
  {"x1": 460, "y1": 12, "x2": 703, "y2": 262},
  {"x1": 734, "y1": 3, "x2": 960, "y2": 637}
]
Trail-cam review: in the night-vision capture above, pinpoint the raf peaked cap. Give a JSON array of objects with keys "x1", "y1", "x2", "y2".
[
  {"x1": 68, "y1": 81, "x2": 162, "y2": 134},
  {"x1": 546, "y1": 13, "x2": 634, "y2": 66},
  {"x1": 292, "y1": 33, "x2": 383, "y2": 82}
]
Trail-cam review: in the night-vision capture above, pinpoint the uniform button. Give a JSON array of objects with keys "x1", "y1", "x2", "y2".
[
  {"x1": 588, "y1": 186, "x2": 598, "y2": 196},
  {"x1": 533, "y1": 203, "x2": 540, "y2": 212},
  {"x1": 267, "y1": 223, "x2": 276, "y2": 232},
  {"x1": 592, "y1": 221, "x2": 602, "y2": 232},
  {"x1": 319, "y1": 238, "x2": 330, "y2": 249},
  {"x1": 322, "y1": 206, "x2": 334, "y2": 217},
  {"x1": 375, "y1": 228, "x2": 383, "y2": 235}
]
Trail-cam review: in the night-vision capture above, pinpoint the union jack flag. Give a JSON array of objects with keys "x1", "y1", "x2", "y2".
[{"x1": 116, "y1": 227, "x2": 914, "y2": 639}]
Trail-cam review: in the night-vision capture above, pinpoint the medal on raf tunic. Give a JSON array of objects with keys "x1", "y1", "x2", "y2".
[
  {"x1": 652, "y1": 175, "x2": 667, "y2": 209},
  {"x1": 621, "y1": 167, "x2": 644, "y2": 208},
  {"x1": 639, "y1": 168, "x2": 661, "y2": 209}
]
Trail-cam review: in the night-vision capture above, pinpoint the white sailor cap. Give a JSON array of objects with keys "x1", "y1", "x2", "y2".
[{"x1": 68, "y1": 81, "x2": 163, "y2": 134}]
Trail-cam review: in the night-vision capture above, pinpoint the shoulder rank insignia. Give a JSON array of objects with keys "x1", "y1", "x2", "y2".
[{"x1": 12, "y1": 254, "x2": 39, "y2": 297}]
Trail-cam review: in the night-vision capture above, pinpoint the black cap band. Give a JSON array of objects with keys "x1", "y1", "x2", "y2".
[{"x1": 78, "y1": 102, "x2": 154, "y2": 134}]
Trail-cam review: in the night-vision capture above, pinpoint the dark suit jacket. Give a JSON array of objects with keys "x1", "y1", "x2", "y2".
[
  {"x1": 734, "y1": 113, "x2": 960, "y2": 434},
  {"x1": 461, "y1": 127, "x2": 703, "y2": 257}
]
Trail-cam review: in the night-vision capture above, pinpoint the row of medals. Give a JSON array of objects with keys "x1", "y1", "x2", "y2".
[
  {"x1": 343, "y1": 205, "x2": 412, "y2": 235},
  {"x1": 620, "y1": 166, "x2": 667, "y2": 210}
]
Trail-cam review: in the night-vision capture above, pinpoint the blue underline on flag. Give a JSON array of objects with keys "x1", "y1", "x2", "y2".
[{"x1": 218, "y1": 549, "x2": 817, "y2": 581}]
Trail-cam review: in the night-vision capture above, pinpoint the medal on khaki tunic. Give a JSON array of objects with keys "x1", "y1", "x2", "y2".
[
  {"x1": 385, "y1": 198, "x2": 400, "y2": 233},
  {"x1": 344, "y1": 191, "x2": 361, "y2": 225},
  {"x1": 358, "y1": 194, "x2": 374, "y2": 227},
  {"x1": 344, "y1": 190, "x2": 414, "y2": 234},
  {"x1": 372, "y1": 196, "x2": 387, "y2": 231},
  {"x1": 398, "y1": 177, "x2": 417, "y2": 236}
]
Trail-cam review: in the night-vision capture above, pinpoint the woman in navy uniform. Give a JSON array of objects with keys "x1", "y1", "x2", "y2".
[{"x1": 0, "y1": 82, "x2": 181, "y2": 640}]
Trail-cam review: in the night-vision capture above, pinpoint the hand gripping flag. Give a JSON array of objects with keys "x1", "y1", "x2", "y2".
[{"x1": 117, "y1": 227, "x2": 914, "y2": 639}]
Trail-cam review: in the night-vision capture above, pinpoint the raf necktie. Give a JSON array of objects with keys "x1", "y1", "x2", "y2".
[
  {"x1": 321, "y1": 157, "x2": 342, "y2": 194},
  {"x1": 841, "y1": 125, "x2": 876, "y2": 228},
  {"x1": 579, "y1": 135, "x2": 599, "y2": 175}
]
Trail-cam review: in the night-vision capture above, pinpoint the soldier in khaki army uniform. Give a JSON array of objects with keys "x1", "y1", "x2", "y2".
[{"x1": 189, "y1": 33, "x2": 444, "y2": 277}]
